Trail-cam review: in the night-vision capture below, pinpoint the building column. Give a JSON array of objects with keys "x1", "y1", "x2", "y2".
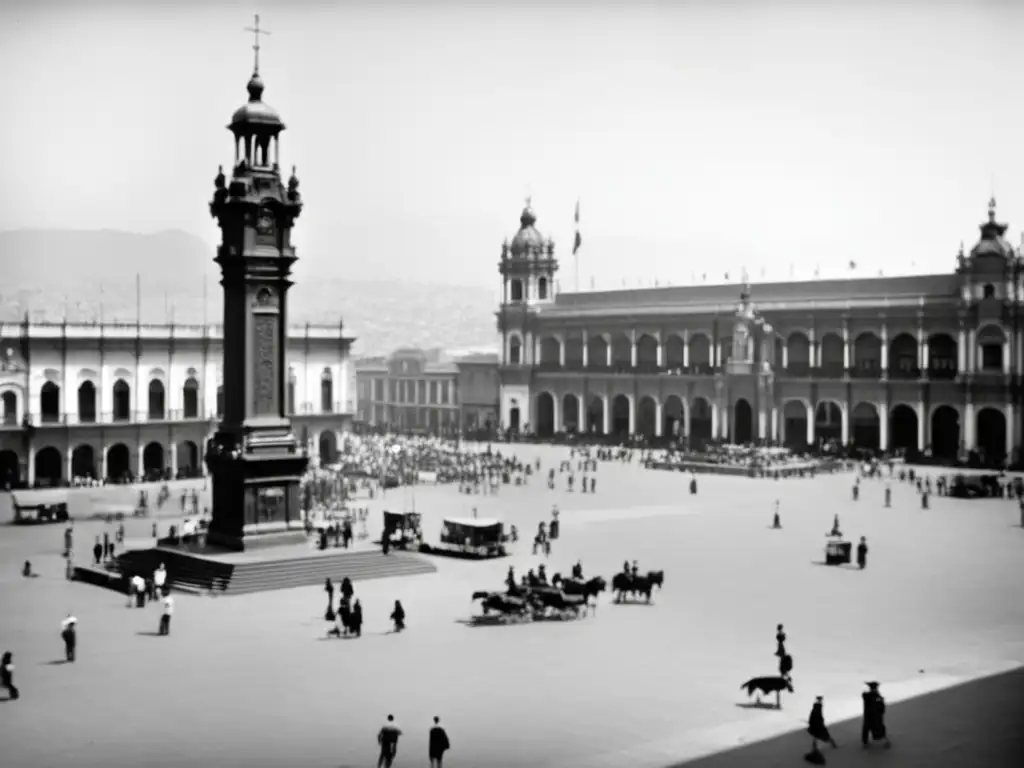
[
  {"x1": 605, "y1": 342, "x2": 612, "y2": 368},
  {"x1": 880, "y1": 323, "x2": 889, "y2": 376},
  {"x1": 99, "y1": 446, "x2": 108, "y2": 481},
  {"x1": 842, "y1": 327, "x2": 851, "y2": 370},
  {"x1": 781, "y1": 345, "x2": 789, "y2": 369},
  {"x1": 878, "y1": 402, "x2": 889, "y2": 451},
  {"x1": 683, "y1": 403, "x2": 691, "y2": 438},
  {"x1": 840, "y1": 405, "x2": 849, "y2": 444},
  {"x1": 630, "y1": 333, "x2": 638, "y2": 368},
  {"x1": 715, "y1": 342, "x2": 722, "y2": 369},
  {"x1": 602, "y1": 398, "x2": 611, "y2": 435},
  {"x1": 720, "y1": 403, "x2": 729, "y2": 441},
  {"x1": 1003, "y1": 339, "x2": 1012, "y2": 375},
  {"x1": 524, "y1": 332, "x2": 534, "y2": 365},
  {"x1": 578, "y1": 396, "x2": 586, "y2": 432},
  {"x1": 627, "y1": 395, "x2": 636, "y2": 434},
  {"x1": 65, "y1": 447, "x2": 73, "y2": 483},
  {"x1": 806, "y1": 403, "x2": 815, "y2": 445},
  {"x1": 582, "y1": 331, "x2": 589, "y2": 368},
  {"x1": 964, "y1": 402, "x2": 976, "y2": 450},
  {"x1": 1015, "y1": 329, "x2": 1023, "y2": 375},
  {"x1": 920, "y1": 331, "x2": 930, "y2": 372},
  {"x1": 558, "y1": 339, "x2": 566, "y2": 367},
  {"x1": 710, "y1": 403, "x2": 719, "y2": 439},
  {"x1": 757, "y1": 406, "x2": 766, "y2": 440},
  {"x1": 1006, "y1": 404, "x2": 1016, "y2": 459},
  {"x1": 136, "y1": 444, "x2": 144, "y2": 478},
  {"x1": 772, "y1": 406, "x2": 780, "y2": 443},
  {"x1": 552, "y1": 396, "x2": 561, "y2": 432},
  {"x1": 808, "y1": 330, "x2": 817, "y2": 368},
  {"x1": 655, "y1": 401, "x2": 664, "y2": 437},
  {"x1": 682, "y1": 331, "x2": 690, "y2": 368},
  {"x1": 957, "y1": 328, "x2": 966, "y2": 373},
  {"x1": 169, "y1": 442, "x2": 178, "y2": 478},
  {"x1": 915, "y1": 403, "x2": 925, "y2": 451},
  {"x1": 967, "y1": 329, "x2": 977, "y2": 372}
]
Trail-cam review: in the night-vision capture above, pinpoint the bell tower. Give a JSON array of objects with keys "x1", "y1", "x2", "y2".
[{"x1": 204, "y1": 17, "x2": 309, "y2": 551}]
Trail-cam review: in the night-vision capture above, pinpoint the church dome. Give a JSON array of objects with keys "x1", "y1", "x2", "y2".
[
  {"x1": 230, "y1": 74, "x2": 283, "y2": 130},
  {"x1": 509, "y1": 204, "x2": 546, "y2": 255},
  {"x1": 969, "y1": 198, "x2": 1013, "y2": 260}
]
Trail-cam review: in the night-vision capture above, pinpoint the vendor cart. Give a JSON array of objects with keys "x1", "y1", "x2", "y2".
[
  {"x1": 824, "y1": 539, "x2": 852, "y2": 566},
  {"x1": 427, "y1": 517, "x2": 507, "y2": 559},
  {"x1": 383, "y1": 510, "x2": 423, "y2": 550}
]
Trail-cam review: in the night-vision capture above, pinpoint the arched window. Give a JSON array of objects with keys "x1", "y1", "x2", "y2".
[
  {"x1": 112, "y1": 380, "x2": 131, "y2": 422},
  {"x1": 148, "y1": 380, "x2": 165, "y2": 420},
  {"x1": 510, "y1": 279, "x2": 523, "y2": 302},
  {"x1": 321, "y1": 368, "x2": 334, "y2": 413},
  {"x1": 40, "y1": 382, "x2": 60, "y2": 423},
  {"x1": 509, "y1": 336, "x2": 522, "y2": 365},
  {"x1": 538, "y1": 277, "x2": 548, "y2": 300},
  {"x1": 983, "y1": 283, "x2": 995, "y2": 299},
  {"x1": 182, "y1": 378, "x2": 199, "y2": 419},
  {"x1": 77, "y1": 381, "x2": 97, "y2": 423},
  {"x1": 1, "y1": 391, "x2": 16, "y2": 426}
]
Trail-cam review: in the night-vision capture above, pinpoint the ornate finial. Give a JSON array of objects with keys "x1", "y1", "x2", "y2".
[
  {"x1": 244, "y1": 14, "x2": 271, "y2": 76},
  {"x1": 988, "y1": 196, "x2": 997, "y2": 223},
  {"x1": 214, "y1": 165, "x2": 225, "y2": 190}
]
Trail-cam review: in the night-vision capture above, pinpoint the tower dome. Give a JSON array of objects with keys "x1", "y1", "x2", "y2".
[
  {"x1": 509, "y1": 203, "x2": 546, "y2": 255},
  {"x1": 969, "y1": 197, "x2": 1013, "y2": 260},
  {"x1": 230, "y1": 73, "x2": 283, "y2": 130}
]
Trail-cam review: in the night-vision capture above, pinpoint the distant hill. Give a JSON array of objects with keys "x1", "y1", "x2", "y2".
[{"x1": 0, "y1": 229, "x2": 498, "y2": 355}]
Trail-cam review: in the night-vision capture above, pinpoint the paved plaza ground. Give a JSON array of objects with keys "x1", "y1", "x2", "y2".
[{"x1": 1, "y1": 446, "x2": 1022, "y2": 768}]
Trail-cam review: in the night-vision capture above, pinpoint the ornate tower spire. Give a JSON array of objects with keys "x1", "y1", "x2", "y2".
[{"x1": 244, "y1": 14, "x2": 271, "y2": 76}]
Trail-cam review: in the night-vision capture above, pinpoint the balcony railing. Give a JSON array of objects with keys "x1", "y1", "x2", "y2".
[
  {"x1": 849, "y1": 364, "x2": 884, "y2": 380},
  {"x1": 888, "y1": 366, "x2": 921, "y2": 380}
]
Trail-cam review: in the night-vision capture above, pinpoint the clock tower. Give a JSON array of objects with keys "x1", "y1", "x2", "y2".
[{"x1": 204, "y1": 33, "x2": 309, "y2": 551}]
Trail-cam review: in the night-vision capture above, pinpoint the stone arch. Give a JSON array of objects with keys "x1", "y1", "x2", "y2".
[
  {"x1": 177, "y1": 440, "x2": 200, "y2": 477},
  {"x1": 183, "y1": 377, "x2": 200, "y2": 418},
  {"x1": 318, "y1": 430, "x2": 339, "y2": 465},
  {"x1": 112, "y1": 367, "x2": 132, "y2": 380},
  {"x1": 930, "y1": 405, "x2": 960, "y2": 460},
  {"x1": 611, "y1": 394, "x2": 631, "y2": 435},
  {"x1": 1, "y1": 390, "x2": 17, "y2": 426},
  {"x1": 636, "y1": 335, "x2": 659, "y2": 369},
  {"x1": 71, "y1": 445, "x2": 96, "y2": 480},
  {"x1": 77, "y1": 381, "x2": 97, "y2": 423},
  {"x1": 77, "y1": 368, "x2": 98, "y2": 383},
  {"x1": 733, "y1": 398, "x2": 753, "y2": 444},
  {"x1": 508, "y1": 403, "x2": 521, "y2": 432},
  {"x1": 539, "y1": 336, "x2": 561, "y2": 366},
  {"x1": 609, "y1": 333, "x2": 631, "y2": 369},
  {"x1": 564, "y1": 335, "x2": 584, "y2": 368},
  {"x1": 927, "y1": 333, "x2": 957, "y2": 378},
  {"x1": 689, "y1": 333, "x2": 711, "y2": 369},
  {"x1": 637, "y1": 395, "x2": 657, "y2": 438},
  {"x1": 106, "y1": 443, "x2": 131, "y2": 481},
  {"x1": 689, "y1": 396, "x2": 712, "y2": 441},
  {"x1": 40, "y1": 381, "x2": 60, "y2": 423},
  {"x1": 851, "y1": 402, "x2": 880, "y2": 449},
  {"x1": 508, "y1": 334, "x2": 523, "y2": 365},
  {"x1": 112, "y1": 379, "x2": 131, "y2": 421},
  {"x1": 143, "y1": 442, "x2": 165, "y2": 479},
  {"x1": 321, "y1": 367, "x2": 334, "y2": 412},
  {"x1": 586, "y1": 395, "x2": 605, "y2": 435},
  {"x1": 34, "y1": 446, "x2": 62, "y2": 486},
  {"x1": 586, "y1": 334, "x2": 608, "y2": 369},
  {"x1": 889, "y1": 403, "x2": 918, "y2": 452},
  {"x1": 148, "y1": 367, "x2": 166, "y2": 381},
  {"x1": 562, "y1": 394, "x2": 580, "y2": 432},
  {"x1": 976, "y1": 408, "x2": 1007, "y2": 465},
  {"x1": 786, "y1": 331, "x2": 811, "y2": 367},
  {"x1": 664, "y1": 334, "x2": 685, "y2": 370},
  {"x1": 148, "y1": 379, "x2": 166, "y2": 419},
  {"x1": 41, "y1": 368, "x2": 60, "y2": 383},
  {"x1": 0, "y1": 449, "x2": 19, "y2": 487},
  {"x1": 535, "y1": 392, "x2": 555, "y2": 436},
  {"x1": 820, "y1": 333, "x2": 844, "y2": 369},
  {"x1": 853, "y1": 331, "x2": 882, "y2": 375},
  {"x1": 663, "y1": 395, "x2": 684, "y2": 438},
  {"x1": 782, "y1": 399, "x2": 809, "y2": 449},
  {"x1": 815, "y1": 401, "x2": 843, "y2": 442},
  {"x1": 889, "y1": 333, "x2": 918, "y2": 378}
]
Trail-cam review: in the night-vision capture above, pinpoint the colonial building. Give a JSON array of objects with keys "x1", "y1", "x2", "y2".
[
  {"x1": 0, "y1": 320, "x2": 356, "y2": 487},
  {"x1": 496, "y1": 199, "x2": 1024, "y2": 465},
  {"x1": 355, "y1": 348, "x2": 460, "y2": 432},
  {"x1": 456, "y1": 352, "x2": 500, "y2": 432}
]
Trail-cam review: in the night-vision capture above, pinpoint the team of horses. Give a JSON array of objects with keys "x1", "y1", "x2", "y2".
[{"x1": 472, "y1": 568, "x2": 665, "y2": 623}]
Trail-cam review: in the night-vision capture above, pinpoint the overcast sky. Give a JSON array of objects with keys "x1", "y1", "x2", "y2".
[{"x1": 2, "y1": 0, "x2": 1021, "y2": 289}]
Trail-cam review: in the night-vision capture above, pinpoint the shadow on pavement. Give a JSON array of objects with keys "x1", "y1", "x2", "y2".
[{"x1": 672, "y1": 667, "x2": 1024, "y2": 768}]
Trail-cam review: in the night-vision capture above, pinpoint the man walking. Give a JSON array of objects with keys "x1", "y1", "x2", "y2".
[
  {"x1": 429, "y1": 716, "x2": 450, "y2": 767},
  {"x1": 377, "y1": 713, "x2": 402, "y2": 768},
  {"x1": 159, "y1": 591, "x2": 174, "y2": 636}
]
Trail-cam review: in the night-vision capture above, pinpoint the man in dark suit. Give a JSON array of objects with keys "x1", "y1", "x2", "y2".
[{"x1": 429, "y1": 716, "x2": 450, "y2": 767}]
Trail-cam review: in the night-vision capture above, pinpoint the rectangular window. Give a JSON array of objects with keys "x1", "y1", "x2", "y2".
[
  {"x1": 981, "y1": 344, "x2": 1003, "y2": 371},
  {"x1": 389, "y1": 380, "x2": 397, "y2": 403},
  {"x1": 440, "y1": 382, "x2": 449, "y2": 405},
  {"x1": 417, "y1": 380, "x2": 426, "y2": 405}
]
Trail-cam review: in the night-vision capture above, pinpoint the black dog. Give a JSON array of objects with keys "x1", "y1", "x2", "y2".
[{"x1": 740, "y1": 676, "x2": 794, "y2": 709}]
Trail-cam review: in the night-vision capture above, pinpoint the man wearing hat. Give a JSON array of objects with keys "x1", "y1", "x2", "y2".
[
  {"x1": 60, "y1": 614, "x2": 77, "y2": 662},
  {"x1": 806, "y1": 695, "x2": 837, "y2": 762},
  {"x1": 861, "y1": 681, "x2": 891, "y2": 748}
]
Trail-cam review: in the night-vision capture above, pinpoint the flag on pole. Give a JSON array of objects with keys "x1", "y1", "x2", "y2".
[
  {"x1": 572, "y1": 199, "x2": 582, "y2": 255},
  {"x1": 813, "y1": 264, "x2": 821, "y2": 278},
  {"x1": 848, "y1": 260, "x2": 857, "y2": 271}
]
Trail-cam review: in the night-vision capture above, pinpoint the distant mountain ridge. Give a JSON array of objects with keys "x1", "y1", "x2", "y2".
[{"x1": 0, "y1": 229, "x2": 498, "y2": 355}]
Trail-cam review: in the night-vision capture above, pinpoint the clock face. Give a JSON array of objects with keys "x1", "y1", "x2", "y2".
[{"x1": 256, "y1": 208, "x2": 275, "y2": 236}]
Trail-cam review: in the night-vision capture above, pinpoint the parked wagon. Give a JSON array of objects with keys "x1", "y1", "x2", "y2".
[
  {"x1": 824, "y1": 539, "x2": 852, "y2": 566},
  {"x1": 424, "y1": 517, "x2": 506, "y2": 559}
]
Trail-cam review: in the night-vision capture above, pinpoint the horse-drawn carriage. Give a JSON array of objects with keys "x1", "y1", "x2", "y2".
[
  {"x1": 383, "y1": 510, "x2": 422, "y2": 550},
  {"x1": 426, "y1": 517, "x2": 507, "y2": 559},
  {"x1": 824, "y1": 539, "x2": 852, "y2": 566},
  {"x1": 10, "y1": 491, "x2": 69, "y2": 525}
]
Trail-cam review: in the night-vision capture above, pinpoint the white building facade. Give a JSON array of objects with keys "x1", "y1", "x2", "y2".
[{"x1": 0, "y1": 320, "x2": 357, "y2": 487}]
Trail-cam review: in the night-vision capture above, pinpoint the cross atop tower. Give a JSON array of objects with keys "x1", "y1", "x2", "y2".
[{"x1": 244, "y1": 14, "x2": 271, "y2": 75}]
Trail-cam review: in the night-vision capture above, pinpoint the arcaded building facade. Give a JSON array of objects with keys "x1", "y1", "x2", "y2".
[
  {"x1": 0, "y1": 320, "x2": 356, "y2": 487},
  {"x1": 496, "y1": 201, "x2": 1024, "y2": 465}
]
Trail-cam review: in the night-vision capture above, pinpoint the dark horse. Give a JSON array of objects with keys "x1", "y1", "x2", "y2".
[
  {"x1": 472, "y1": 591, "x2": 531, "y2": 621},
  {"x1": 552, "y1": 575, "x2": 607, "y2": 611},
  {"x1": 611, "y1": 570, "x2": 664, "y2": 603},
  {"x1": 526, "y1": 588, "x2": 588, "y2": 619}
]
